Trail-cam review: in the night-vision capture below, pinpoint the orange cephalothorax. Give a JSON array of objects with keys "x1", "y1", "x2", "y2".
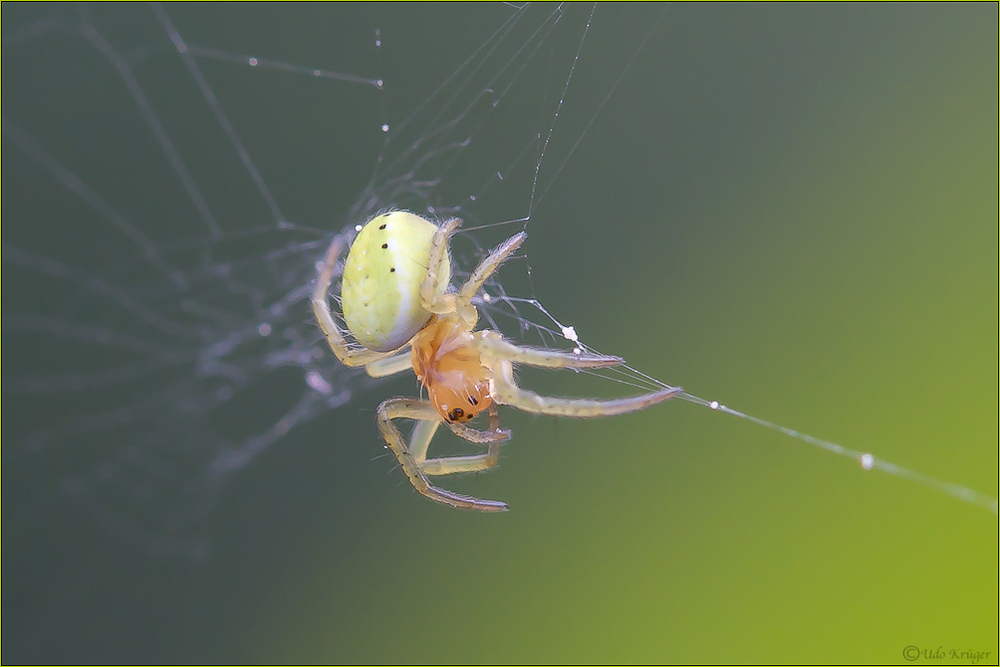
[{"x1": 411, "y1": 317, "x2": 493, "y2": 423}]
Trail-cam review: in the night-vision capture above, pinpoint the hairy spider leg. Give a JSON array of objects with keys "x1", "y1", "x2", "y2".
[
  {"x1": 458, "y1": 231, "x2": 528, "y2": 305},
  {"x1": 416, "y1": 404, "x2": 508, "y2": 465},
  {"x1": 492, "y1": 360, "x2": 681, "y2": 417},
  {"x1": 420, "y1": 218, "x2": 463, "y2": 315},
  {"x1": 477, "y1": 334, "x2": 684, "y2": 417},
  {"x1": 418, "y1": 218, "x2": 528, "y2": 320},
  {"x1": 476, "y1": 331, "x2": 625, "y2": 369},
  {"x1": 365, "y1": 350, "x2": 414, "y2": 378},
  {"x1": 377, "y1": 398, "x2": 509, "y2": 512},
  {"x1": 311, "y1": 236, "x2": 399, "y2": 367}
]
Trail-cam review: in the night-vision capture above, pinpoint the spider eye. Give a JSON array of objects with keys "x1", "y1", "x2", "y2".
[
  {"x1": 447, "y1": 407, "x2": 465, "y2": 422},
  {"x1": 468, "y1": 395, "x2": 479, "y2": 406}
]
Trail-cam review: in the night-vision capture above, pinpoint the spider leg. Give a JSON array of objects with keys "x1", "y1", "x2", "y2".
[
  {"x1": 311, "y1": 236, "x2": 398, "y2": 367},
  {"x1": 477, "y1": 331, "x2": 624, "y2": 369},
  {"x1": 364, "y1": 350, "x2": 413, "y2": 378},
  {"x1": 377, "y1": 398, "x2": 509, "y2": 512},
  {"x1": 442, "y1": 402, "x2": 511, "y2": 445},
  {"x1": 407, "y1": 417, "x2": 439, "y2": 462},
  {"x1": 488, "y1": 359, "x2": 682, "y2": 418},
  {"x1": 420, "y1": 447, "x2": 504, "y2": 476},
  {"x1": 419, "y1": 217, "x2": 462, "y2": 314},
  {"x1": 457, "y1": 231, "x2": 527, "y2": 306},
  {"x1": 412, "y1": 403, "x2": 509, "y2": 466}
]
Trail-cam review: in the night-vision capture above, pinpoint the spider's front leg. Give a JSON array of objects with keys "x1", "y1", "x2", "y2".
[{"x1": 376, "y1": 398, "x2": 510, "y2": 512}]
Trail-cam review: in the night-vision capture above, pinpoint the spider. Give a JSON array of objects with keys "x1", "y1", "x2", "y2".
[{"x1": 311, "y1": 210, "x2": 681, "y2": 511}]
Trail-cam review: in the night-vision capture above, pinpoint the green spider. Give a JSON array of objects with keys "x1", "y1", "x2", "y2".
[{"x1": 311, "y1": 211, "x2": 680, "y2": 511}]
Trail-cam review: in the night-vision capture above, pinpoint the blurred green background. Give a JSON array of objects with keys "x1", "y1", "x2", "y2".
[{"x1": 3, "y1": 3, "x2": 996, "y2": 663}]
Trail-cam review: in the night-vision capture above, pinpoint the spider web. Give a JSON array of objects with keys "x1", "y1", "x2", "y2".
[
  {"x1": 3, "y1": 3, "x2": 995, "y2": 563},
  {"x1": 2, "y1": 2, "x2": 676, "y2": 559}
]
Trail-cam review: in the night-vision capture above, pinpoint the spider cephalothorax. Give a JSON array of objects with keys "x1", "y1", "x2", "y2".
[
  {"x1": 312, "y1": 210, "x2": 680, "y2": 511},
  {"x1": 410, "y1": 316, "x2": 493, "y2": 424}
]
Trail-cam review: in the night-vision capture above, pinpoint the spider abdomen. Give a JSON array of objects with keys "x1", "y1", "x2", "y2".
[{"x1": 341, "y1": 211, "x2": 451, "y2": 352}]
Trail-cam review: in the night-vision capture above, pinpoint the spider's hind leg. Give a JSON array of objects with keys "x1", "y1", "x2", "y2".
[
  {"x1": 487, "y1": 358, "x2": 682, "y2": 418},
  {"x1": 311, "y1": 236, "x2": 395, "y2": 367}
]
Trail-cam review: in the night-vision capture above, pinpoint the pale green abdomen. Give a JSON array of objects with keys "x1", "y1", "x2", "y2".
[{"x1": 341, "y1": 211, "x2": 451, "y2": 352}]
